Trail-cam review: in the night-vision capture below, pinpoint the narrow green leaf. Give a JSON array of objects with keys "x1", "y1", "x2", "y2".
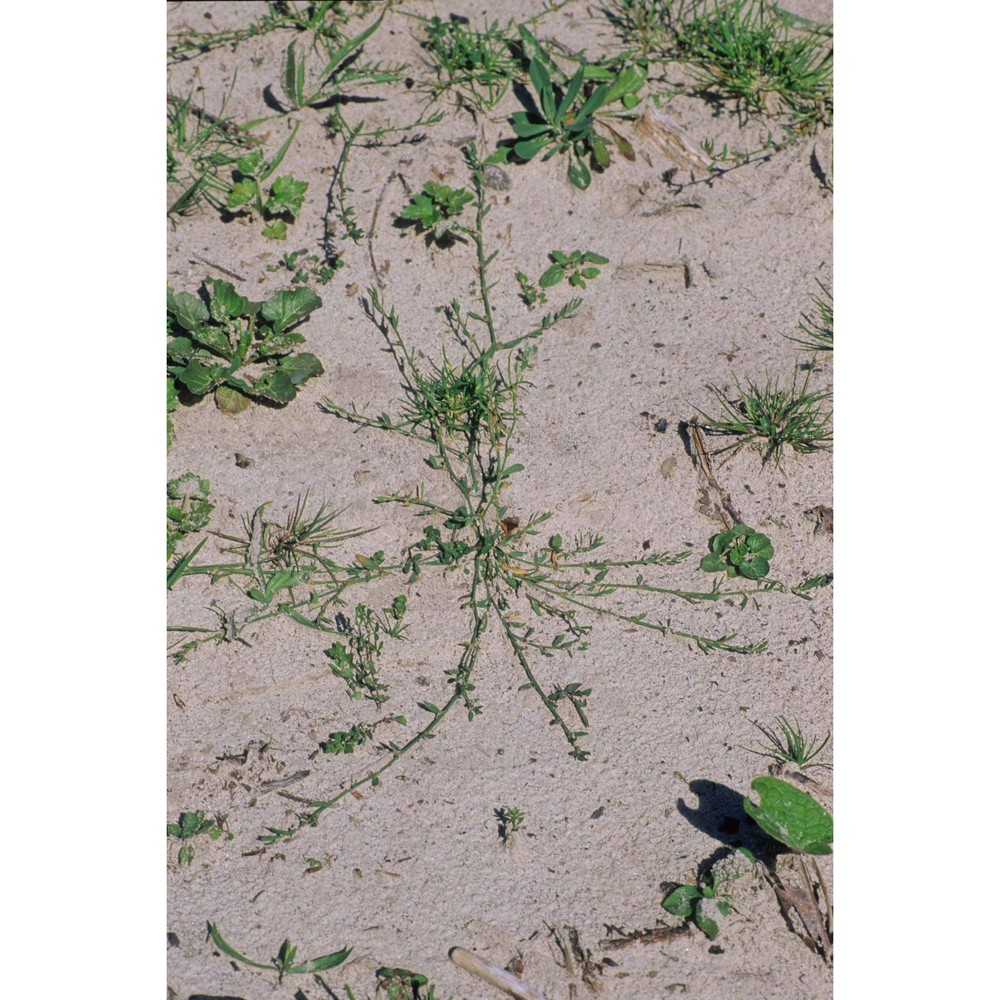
[{"x1": 207, "y1": 924, "x2": 274, "y2": 971}]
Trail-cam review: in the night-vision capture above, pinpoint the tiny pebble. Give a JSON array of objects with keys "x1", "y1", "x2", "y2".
[{"x1": 483, "y1": 163, "x2": 511, "y2": 191}]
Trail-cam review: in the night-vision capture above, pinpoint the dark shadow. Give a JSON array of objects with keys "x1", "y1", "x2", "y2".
[
  {"x1": 676, "y1": 777, "x2": 782, "y2": 866},
  {"x1": 809, "y1": 145, "x2": 831, "y2": 191}
]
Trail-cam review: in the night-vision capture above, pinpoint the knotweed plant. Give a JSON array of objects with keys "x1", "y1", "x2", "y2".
[{"x1": 243, "y1": 144, "x2": 828, "y2": 844}]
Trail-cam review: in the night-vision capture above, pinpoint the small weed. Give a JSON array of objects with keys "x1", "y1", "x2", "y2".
[
  {"x1": 223, "y1": 130, "x2": 309, "y2": 240},
  {"x1": 489, "y1": 29, "x2": 645, "y2": 189},
  {"x1": 662, "y1": 847, "x2": 757, "y2": 939},
  {"x1": 167, "y1": 279, "x2": 324, "y2": 424},
  {"x1": 376, "y1": 966, "x2": 440, "y2": 999},
  {"x1": 325, "y1": 597, "x2": 409, "y2": 704},
  {"x1": 744, "y1": 774, "x2": 833, "y2": 960},
  {"x1": 788, "y1": 281, "x2": 833, "y2": 352},
  {"x1": 602, "y1": 0, "x2": 696, "y2": 55},
  {"x1": 745, "y1": 716, "x2": 831, "y2": 771},
  {"x1": 399, "y1": 180, "x2": 475, "y2": 242},
  {"x1": 167, "y1": 473, "x2": 214, "y2": 564},
  {"x1": 700, "y1": 523, "x2": 774, "y2": 581},
  {"x1": 278, "y1": 9, "x2": 403, "y2": 112},
  {"x1": 495, "y1": 805, "x2": 526, "y2": 844},
  {"x1": 676, "y1": 0, "x2": 832, "y2": 128},
  {"x1": 207, "y1": 923, "x2": 351, "y2": 983},
  {"x1": 515, "y1": 270, "x2": 547, "y2": 308},
  {"x1": 167, "y1": 86, "x2": 256, "y2": 217},
  {"x1": 696, "y1": 370, "x2": 832, "y2": 466},
  {"x1": 167, "y1": 811, "x2": 228, "y2": 866},
  {"x1": 539, "y1": 249, "x2": 610, "y2": 291},
  {"x1": 168, "y1": 1, "x2": 381, "y2": 61},
  {"x1": 321, "y1": 715, "x2": 407, "y2": 755},
  {"x1": 267, "y1": 247, "x2": 343, "y2": 286},
  {"x1": 420, "y1": 14, "x2": 519, "y2": 112}
]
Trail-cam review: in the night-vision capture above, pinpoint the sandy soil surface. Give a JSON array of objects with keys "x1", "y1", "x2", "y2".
[{"x1": 167, "y1": 3, "x2": 833, "y2": 997}]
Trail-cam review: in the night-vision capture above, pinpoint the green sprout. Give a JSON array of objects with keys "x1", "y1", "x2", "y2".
[
  {"x1": 701, "y1": 524, "x2": 774, "y2": 580},
  {"x1": 207, "y1": 924, "x2": 352, "y2": 984},
  {"x1": 662, "y1": 847, "x2": 757, "y2": 939}
]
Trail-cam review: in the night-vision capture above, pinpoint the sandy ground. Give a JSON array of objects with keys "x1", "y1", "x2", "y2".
[{"x1": 167, "y1": 2, "x2": 833, "y2": 997}]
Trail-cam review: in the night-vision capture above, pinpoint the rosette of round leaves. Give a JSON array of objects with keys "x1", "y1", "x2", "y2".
[
  {"x1": 700, "y1": 523, "x2": 774, "y2": 580},
  {"x1": 167, "y1": 280, "x2": 323, "y2": 424}
]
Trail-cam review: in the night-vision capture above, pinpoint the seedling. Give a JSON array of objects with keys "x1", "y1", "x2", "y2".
[
  {"x1": 662, "y1": 847, "x2": 756, "y2": 939},
  {"x1": 321, "y1": 715, "x2": 407, "y2": 755},
  {"x1": 278, "y1": 9, "x2": 403, "y2": 112},
  {"x1": 168, "y1": 2, "x2": 381, "y2": 61},
  {"x1": 166, "y1": 811, "x2": 227, "y2": 866},
  {"x1": 399, "y1": 181, "x2": 475, "y2": 242},
  {"x1": 420, "y1": 14, "x2": 519, "y2": 112},
  {"x1": 207, "y1": 923, "x2": 351, "y2": 983},
  {"x1": 515, "y1": 270, "x2": 546, "y2": 308},
  {"x1": 539, "y1": 249, "x2": 609, "y2": 291},
  {"x1": 325, "y1": 597, "x2": 409, "y2": 704},
  {"x1": 167, "y1": 85, "x2": 256, "y2": 217},
  {"x1": 495, "y1": 806, "x2": 525, "y2": 844},
  {"x1": 602, "y1": 0, "x2": 694, "y2": 56},
  {"x1": 789, "y1": 282, "x2": 833, "y2": 352},
  {"x1": 376, "y1": 966, "x2": 440, "y2": 1000},
  {"x1": 675, "y1": 0, "x2": 832, "y2": 129},
  {"x1": 167, "y1": 473, "x2": 213, "y2": 563},
  {"x1": 167, "y1": 279, "x2": 324, "y2": 424},
  {"x1": 489, "y1": 47, "x2": 645, "y2": 189},
  {"x1": 701, "y1": 523, "x2": 773, "y2": 580},
  {"x1": 697, "y1": 370, "x2": 832, "y2": 466},
  {"x1": 745, "y1": 716, "x2": 831, "y2": 771},
  {"x1": 267, "y1": 247, "x2": 342, "y2": 286},
  {"x1": 223, "y1": 125, "x2": 308, "y2": 239}
]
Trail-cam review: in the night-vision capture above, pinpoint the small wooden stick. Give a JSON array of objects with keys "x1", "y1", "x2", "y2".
[{"x1": 449, "y1": 947, "x2": 547, "y2": 1000}]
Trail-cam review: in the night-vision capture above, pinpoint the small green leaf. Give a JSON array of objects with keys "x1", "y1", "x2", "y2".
[
  {"x1": 306, "y1": 947, "x2": 353, "y2": 972},
  {"x1": 539, "y1": 264, "x2": 565, "y2": 288},
  {"x1": 227, "y1": 178, "x2": 257, "y2": 209},
  {"x1": 700, "y1": 553, "x2": 727, "y2": 573},
  {"x1": 263, "y1": 220, "x2": 289, "y2": 240},
  {"x1": 744, "y1": 776, "x2": 833, "y2": 854},
  {"x1": 513, "y1": 136, "x2": 550, "y2": 161},
  {"x1": 662, "y1": 884, "x2": 701, "y2": 917},
  {"x1": 267, "y1": 175, "x2": 309, "y2": 216}
]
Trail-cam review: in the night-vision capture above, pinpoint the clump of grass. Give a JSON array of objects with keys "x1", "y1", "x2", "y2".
[
  {"x1": 744, "y1": 716, "x2": 831, "y2": 770},
  {"x1": 602, "y1": 0, "x2": 697, "y2": 56},
  {"x1": 167, "y1": 86, "x2": 256, "y2": 217},
  {"x1": 788, "y1": 282, "x2": 833, "y2": 352},
  {"x1": 419, "y1": 14, "x2": 519, "y2": 111},
  {"x1": 697, "y1": 370, "x2": 832, "y2": 466},
  {"x1": 675, "y1": 0, "x2": 832, "y2": 128}
]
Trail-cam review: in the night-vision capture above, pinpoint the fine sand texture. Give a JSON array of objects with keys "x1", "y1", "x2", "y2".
[{"x1": 167, "y1": 3, "x2": 833, "y2": 997}]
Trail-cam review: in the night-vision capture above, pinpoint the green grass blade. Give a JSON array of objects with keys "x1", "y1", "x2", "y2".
[{"x1": 168, "y1": 537, "x2": 207, "y2": 589}]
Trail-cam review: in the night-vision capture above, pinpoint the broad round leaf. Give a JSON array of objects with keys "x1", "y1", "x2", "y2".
[
  {"x1": 744, "y1": 776, "x2": 832, "y2": 854},
  {"x1": 215, "y1": 385, "x2": 253, "y2": 414}
]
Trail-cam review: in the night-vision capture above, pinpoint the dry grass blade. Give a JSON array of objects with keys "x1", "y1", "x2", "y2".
[{"x1": 635, "y1": 104, "x2": 714, "y2": 174}]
